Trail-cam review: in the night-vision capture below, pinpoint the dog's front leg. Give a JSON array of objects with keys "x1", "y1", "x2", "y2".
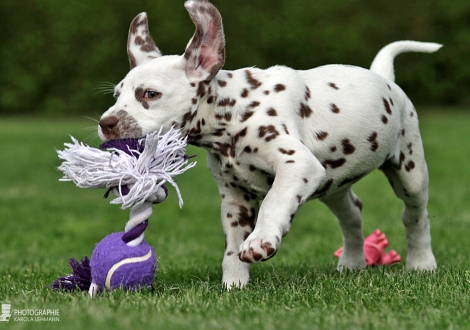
[
  {"x1": 220, "y1": 192, "x2": 259, "y2": 289},
  {"x1": 239, "y1": 141, "x2": 326, "y2": 263},
  {"x1": 207, "y1": 153, "x2": 259, "y2": 289}
]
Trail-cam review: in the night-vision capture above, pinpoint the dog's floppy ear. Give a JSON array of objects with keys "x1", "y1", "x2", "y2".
[
  {"x1": 183, "y1": 0, "x2": 225, "y2": 83},
  {"x1": 127, "y1": 13, "x2": 162, "y2": 69}
]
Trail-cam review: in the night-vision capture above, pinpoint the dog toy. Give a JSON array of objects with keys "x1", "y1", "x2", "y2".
[
  {"x1": 334, "y1": 229, "x2": 401, "y2": 266},
  {"x1": 51, "y1": 128, "x2": 196, "y2": 296}
]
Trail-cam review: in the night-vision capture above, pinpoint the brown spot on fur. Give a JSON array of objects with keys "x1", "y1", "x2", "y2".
[
  {"x1": 316, "y1": 131, "x2": 328, "y2": 141},
  {"x1": 381, "y1": 115, "x2": 388, "y2": 124},
  {"x1": 215, "y1": 112, "x2": 232, "y2": 121},
  {"x1": 274, "y1": 84, "x2": 286, "y2": 92},
  {"x1": 267, "y1": 108, "x2": 277, "y2": 116},
  {"x1": 305, "y1": 86, "x2": 311, "y2": 100},
  {"x1": 329, "y1": 82, "x2": 339, "y2": 90},
  {"x1": 278, "y1": 148, "x2": 295, "y2": 155},
  {"x1": 217, "y1": 80, "x2": 227, "y2": 87},
  {"x1": 395, "y1": 152, "x2": 406, "y2": 170},
  {"x1": 241, "y1": 111, "x2": 254, "y2": 122},
  {"x1": 323, "y1": 158, "x2": 346, "y2": 169},
  {"x1": 405, "y1": 160, "x2": 415, "y2": 172},
  {"x1": 258, "y1": 125, "x2": 280, "y2": 142},
  {"x1": 245, "y1": 70, "x2": 262, "y2": 90},
  {"x1": 218, "y1": 98, "x2": 236, "y2": 107},
  {"x1": 241, "y1": 89, "x2": 249, "y2": 98},
  {"x1": 368, "y1": 132, "x2": 379, "y2": 151},
  {"x1": 238, "y1": 206, "x2": 256, "y2": 229},
  {"x1": 248, "y1": 101, "x2": 260, "y2": 108},
  {"x1": 181, "y1": 110, "x2": 197, "y2": 127},
  {"x1": 407, "y1": 143, "x2": 413, "y2": 155},
  {"x1": 331, "y1": 104, "x2": 340, "y2": 114},
  {"x1": 383, "y1": 98, "x2": 392, "y2": 115},
  {"x1": 342, "y1": 139, "x2": 355, "y2": 155},
  {"x1": 282, "y1": 124, "x2": 290, "y2": 135},
  {"x1": 232, "y1": 127, "x2": 247, "y2": 145},
  {"x1": 299, "y1": 103, "x2": 313, "y2": 118},
  {"x1": 197, "y1": 82, "x2": 206, "y2": 98}
]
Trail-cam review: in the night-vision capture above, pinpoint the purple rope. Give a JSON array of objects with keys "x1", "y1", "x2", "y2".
[
  {"x1": 99, "y1": 138, "x2": 144, "y2": 157},
  {"x1": 122, "y1": 220, "x2": 149, "y2": 244},
  {"x1": 51, "y1": 257, "x2": 91, "y2": 291},
  {"x1": 99, "y1": 138, "x2": 150, "y2": 244}
]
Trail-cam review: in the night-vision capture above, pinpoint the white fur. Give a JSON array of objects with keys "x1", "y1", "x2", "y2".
[{"x1": 98, "y1": 0, "x2": 439, "y2": 289}]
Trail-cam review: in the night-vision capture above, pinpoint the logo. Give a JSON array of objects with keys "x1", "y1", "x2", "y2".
[
  {"x1": 0, "y1": 301, "x2": 60, "y2": 323},
  {"x1": 0, "y1": 302, "x2": 11, "y2": 323}
]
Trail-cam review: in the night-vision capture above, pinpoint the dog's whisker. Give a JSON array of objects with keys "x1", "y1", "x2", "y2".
[
  {"x1": 79, "y1": 126, "x2": 99, "y2": 133},
  {"x1": 81, "y1": 130, "x2": 101, "y2": 144},
  {"x1": 81, "y1": 116, "x2": 100, "y2": 124},
  {"x1": 92, "y1": 82, "x2": 117, "y2": 95}
]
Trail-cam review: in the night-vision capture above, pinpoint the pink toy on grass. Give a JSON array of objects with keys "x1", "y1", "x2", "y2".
[{"x1": 334, "y1": 229, "x2": 401, "y2": 266}]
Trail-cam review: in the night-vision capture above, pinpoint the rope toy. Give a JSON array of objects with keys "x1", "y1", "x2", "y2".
[{"x1": 51, "y1": 128, "x2": 196, "y2": 296}]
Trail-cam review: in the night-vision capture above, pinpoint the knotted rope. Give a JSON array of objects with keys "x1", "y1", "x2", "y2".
[{"x1": 57, "y1": 127, "x2": 196, "y2": 245}]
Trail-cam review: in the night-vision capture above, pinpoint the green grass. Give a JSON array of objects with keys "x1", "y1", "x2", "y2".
[{"x1": 1, "y1": 109, "x2": 470, "y2": 329}]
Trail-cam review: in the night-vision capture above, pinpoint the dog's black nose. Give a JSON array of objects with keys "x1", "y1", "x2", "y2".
[{"x1": 99, "y1": 116, "x2": 119, "y2": 138}]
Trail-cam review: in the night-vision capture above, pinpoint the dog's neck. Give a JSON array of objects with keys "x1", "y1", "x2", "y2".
[{"x1": 180, "y1": 69, "x2": 249, "y2": 149}]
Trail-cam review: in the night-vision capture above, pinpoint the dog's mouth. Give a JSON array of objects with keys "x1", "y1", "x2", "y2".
[
  {"x1": 99, "y1": 111, "x2": 144, "y2": 141},
  {"x1": 99, "y1": 136, "x2": 146, "y2": 154}
]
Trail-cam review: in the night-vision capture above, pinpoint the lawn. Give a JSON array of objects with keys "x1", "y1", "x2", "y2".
[{"x1": 0, "y1": 109, "x2": 469, "y2": 329}]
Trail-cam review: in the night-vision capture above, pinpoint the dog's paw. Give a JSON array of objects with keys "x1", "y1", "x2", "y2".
[
  {"x1": 222, "y1": 255, "x2": 250, "y2": 290},
  {"x1": 238, "y1": 233, "x2": 280, "y2": 263},
  {"x1": 406, "y1": 252, "x2": 437, "y2": 270},
  {"x1": 336, "y1": 248, "x2": 367, "y2": 271},
  {"x1": 337, "y1": 258, "x2": 367, "y2": 271}
]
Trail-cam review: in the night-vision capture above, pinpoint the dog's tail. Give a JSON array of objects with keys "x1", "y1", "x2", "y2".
[{"x1": 370, "y1": 41, "x2": 442, "y2": 82}]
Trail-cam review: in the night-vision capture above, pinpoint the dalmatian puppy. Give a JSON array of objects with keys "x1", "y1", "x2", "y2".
[{"x1": 98, "y1": 0, "x2": 441, "y2": 288}]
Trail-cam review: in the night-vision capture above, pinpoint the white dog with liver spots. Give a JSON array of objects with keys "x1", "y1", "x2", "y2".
[{"x1": 98, "y1": 0, "x2": 441, "y2": 289}]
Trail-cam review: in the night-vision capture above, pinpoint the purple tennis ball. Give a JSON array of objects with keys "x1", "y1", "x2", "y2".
[{"x1": 90, "y1": 232, "x2": 157, "y2": 292}]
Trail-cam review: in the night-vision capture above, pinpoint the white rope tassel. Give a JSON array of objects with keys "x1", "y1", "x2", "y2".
[{"x1": 57, "y1": 127, "x2": 196, "y2": 210}]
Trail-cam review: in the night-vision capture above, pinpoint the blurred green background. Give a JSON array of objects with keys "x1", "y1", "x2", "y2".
[{"x1": 1, "y1": 0, "x2": 469, "y2": 118}]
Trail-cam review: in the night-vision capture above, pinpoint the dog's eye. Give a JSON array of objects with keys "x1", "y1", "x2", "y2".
[{"x1": 144, "y1": 90, "x2": 161, "y2": 99}]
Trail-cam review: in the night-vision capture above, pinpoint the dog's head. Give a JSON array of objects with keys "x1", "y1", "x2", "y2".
[{"x1": 98, "y1": 0, "x2": 225, "y2": 141}]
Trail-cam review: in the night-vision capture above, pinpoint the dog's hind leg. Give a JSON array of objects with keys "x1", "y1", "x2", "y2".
[
  {"x1": 321, "y1": 188, "x2": 366, "y2": 270},
  {"x1": 380, "y1": 132, "x2": 437, "y2": 270}
]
